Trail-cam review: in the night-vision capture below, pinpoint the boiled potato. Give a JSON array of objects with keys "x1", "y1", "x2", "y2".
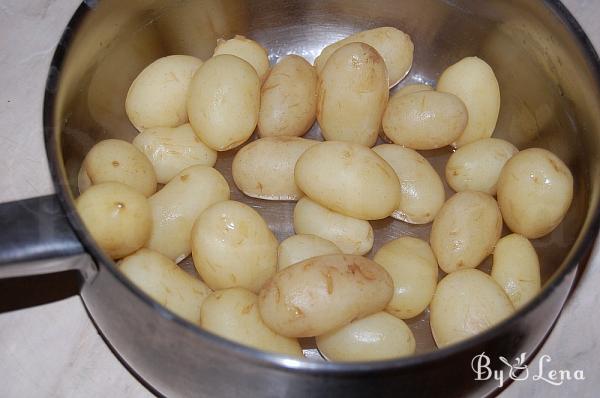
[
  {"x1": 258, "y1": 55, "x2": 318, "y2": 137},
  {"x1": 146, "y1": 166, "x2": 230, "y2": 262},
  {"x1": 79, "y1": 139, "x2": 157, "y2": 197},
  {"x1": 430, "y1": 269, "x2": 514, "y2": 348},
  {"x1": 373, "y1": 144, "x2": 445, "y2": 224},
  {"x1": 314, "y1": 27, "x2": 414, "y2": 88},
  {"x1": 430, "y1": 191, "x2": 503, "y2": 273},
  {"x1": 232, "y1": 137, "x2": 318, "y2": 200},
  {"x1": 76, "y1": 182, "x2": 152, "y2": 259},
  {"x1": 200, "y1": 288, "x2": 302, "y2": 356},
  {"x1": 437, "y1": 57, "x2": 501, "y2": 147},
  {"x1": 295, "y1": 141, "x2": 401, "y2": 220},
  {"x1": 491, "y1": 234, "x2": 541, "y2": 309},
  {"x1": 132, "y1": 124, "x2": 217, "y2": 184},
  {"x1": 497, "y1": 148, "x2": 573, "y2": 239},
  {"x1": 119, "y1": 249, "x2": 212, "y2": 324},
  {"x1": 192, "y1": 200, "x2": 278, "y2": 293},
  {"x1": 446, "y1": 138, "x2": 519, "y2": 195},
  {"x1": 277, "y1": 234, "x2": 342, "y2": 270},
  {"x1": 317, "y1": 42, "x2": 389, "y2": 147},
  {"x1": 213, "y1": 35, "x2": 270, "y2": 82},
  {"x1": 258, "y1": 254, "x2": 393, "y2": 337},
  {"x1": 316, "y1": 312, "x2": 416, "y2": 362},
  {"x1": 382, "y1": 90, "x2": 468, "y2": 150},
  {"x1": 125, "y1": 55, "x2": 203, "y2": 131},
  {"x1": 187, "y1": 54, "x2": 260, "y2": 151},
  {"x1": 373, "y1": 237, "x2": 438, "y2": 319},
  {"x1": 394, "y1": 83, "x2": 433, "y2": 97}
]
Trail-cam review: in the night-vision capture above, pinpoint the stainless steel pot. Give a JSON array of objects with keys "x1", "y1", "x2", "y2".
[{"x1": 1, "y1": 0, "x2": 599, "y2": 396}]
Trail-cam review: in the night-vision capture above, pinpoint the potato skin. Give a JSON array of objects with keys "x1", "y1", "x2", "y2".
[
  {"x1": 258, "y1": 254, "x2": 393, "y2": 338},
  {"x1": 394, "y1": 83, "x2": 433, "y2": 97},
  {"x1": 317, "y1": 42, "x2": 389, "y2": 147},
  {"x1": 277, "y1": 234, "x2": 341, "y2": 270},
  {"x1": 258, "y1": 55, "x2": 318, "y2": 138},
  {"x1": 213, "y1": 35, "x2": 270, "y2": 83}
]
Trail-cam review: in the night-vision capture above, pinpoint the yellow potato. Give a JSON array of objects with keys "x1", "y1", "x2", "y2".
[
  {"x1": 80, "y1": 139, "x2": 157, "y2": 197},
  {"x1": 430, "y1": 191, "x2": 503, "y2": 273},
  {"x1": 293, "y1": 198, "x2": 374, "y2": 255},
  {"x1": 146, "y1": 166, "x2": 230, "y2": 262},
  {"x1": 497, "y1": 148, "x2": 573, "y2": 239},
  {"x1": 258, "y1": 254, "x2": 393, "y2": 338},
  {"x1": 373, "y1": 237, "x2": 438, "y2": 319},
  {"x1": 125, "y1": 55, "x2": 203, "y2": 132},
  {"x1": 316, "y1": 312, "x2": 416, "y2": 362},
  {"x1": 192, "y1": 201, "x2": 278, "y2": 293},
  {"x1": 446, "y1": 138, "x2": 519, "y2": 195},
  {"x1": 187, "y1": 54, "x2": 260, "y2": 151},
  {"x1": 314, "y1": 27, "x2": 414, "y2": 88},
  {"x1": 491, "y1": 234, "x2": 541, "y2": 309},
  {"x1": 258, "y1": 55, "x2": 318, "y2": 137},
  {"x1": 373, "y1": 144, "x2": 445, "y2": 224},
  {"x1": 430, "y1": 269, "x2": 514, "y2": 348},
  {"x1": 200, "y1": 288, "x2": 302, "y2": 356},
  {"x1": 437, "y1": 57, "x2": 501, "y2": 148},
  {"x1": 382, "y1": 90, "x2": 468, "y2": 150},
  {"x1": 132, "y1": 124, "x2": 217, "y2": 184},
  {"x1": 213, "y1": 35, "x2": 270, "y2": 82},
  {"x1": 295, "y1": 141, "x2": 401, "y2": 220},
  {"x1": 277, "y1": 234, "x2": 342, "y2": 270},
  {"x1": 317, "y1": 43, "x2": 389, "y2": 147},
  {"x1": 394, "y1": 83, "x2": 433, "y2": 97},
  {"x1": 119, "y1": 249, "x2": 212, "y2": 324},
  {"x1": 232, "y1": 137, "x2": 319, "y2": 200},
  {"x1": 76, "y1": 182, "x2": 152, "y2": 260}
]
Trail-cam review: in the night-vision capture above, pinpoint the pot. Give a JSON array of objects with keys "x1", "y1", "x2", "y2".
[{"x1": 1, "y1": 0, "x2": 599, "y2": 396}]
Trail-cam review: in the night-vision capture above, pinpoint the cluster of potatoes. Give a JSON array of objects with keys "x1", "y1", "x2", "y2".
[{"x1": 75, "y1": 26, "x2": 574, "y2": 361}]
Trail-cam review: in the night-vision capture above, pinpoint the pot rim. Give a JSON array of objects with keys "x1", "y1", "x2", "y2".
[{"x1": 44, "y1": 0, "x2": 600, "y2": 375}]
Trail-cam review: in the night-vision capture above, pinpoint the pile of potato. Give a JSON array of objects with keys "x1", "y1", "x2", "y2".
[{"x1": 75, "y1": 27, "x2": 574, "y2": 362}]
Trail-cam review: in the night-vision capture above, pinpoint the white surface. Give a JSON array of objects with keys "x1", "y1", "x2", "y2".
[{"x1": 0, "y1": 0, "x2": 598, "y2": 397}]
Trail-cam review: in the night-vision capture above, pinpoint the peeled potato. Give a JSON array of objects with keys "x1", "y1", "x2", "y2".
[
  {"x1": 316, "y1": 312, "x2": 416, "y2": 362},
  {"x1": 430, "y1": 269, "x2": 514, "y2": 348},
  {"x1": 200, "y1": 288, "x2": 303, "y2": 356},
  {"x1": 80, "y1": 139, "x2": 157, "y2": 197},
  {"x1": 76, "y1": 182, "x2": 152, "y2": 260},
  {"x1": 277, "y1": 234, "x2": 341, "y2": 270},
  {"x1": 125, "y1": 55, "x2": 203, "y2": 132},
  {"x1": 497, "y1": 148, "x2": 573, "y2": 239},
  {"x1": 394, "y1": 83, "x2": 433, "y2": 97},
  {"x1": 119, "y1": 249, "x2": 212, "y2": 324},
  {"x1": 213, "y1": 35, "x2": 270, "y2": 82}
]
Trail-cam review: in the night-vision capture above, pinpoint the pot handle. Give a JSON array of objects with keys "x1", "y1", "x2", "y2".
[{"x1": 0, "y1": 194, "x2": 95, "y2": 281}]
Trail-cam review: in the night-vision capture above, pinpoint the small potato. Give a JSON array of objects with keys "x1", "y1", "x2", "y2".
[
  {"x1": 200, "y1": 288, "x2": 302, "y2": 356},
  {"x1": 394, "y1": 83, "x2": 433, "y2": 97},
  {"x1": 258, "y1": 254, "x2": 394, "y2": 337},
  {"x1": 316, "y1": 312, "x2": 416, "y2": 362},
  {"x1": 382, "y1": 90, "x2": 468, "y2": 150},
  {"x1": 278, "y1": 234, "x2": 342, "y2": 270},
  {"x1": 126, "y1": 55, "x2": 203, "y2": 132},
  {"x1": 446, "y1": 138, "x2": 519, "y2": 195},
  {"x1": 132, "y1": 124, "x2": 217, "y2": 184},
  {"x1": 373, "y1": 237, "x2": 438, "y2": 319},
  {"x1": 314, "y1": 27, "x2": 414, "y2": 88},
  {"x1": 437, "y1": 57, "x2": 501, "y2": 148},
  {"x1": 76, "y1": 182, "x2": 152, "y2": 259},
  {"x1": 497, "y1": 148, "x2": 573, "y2": 239},
  {"x1": 232, "y1": 137, "x2": 319, "y2": 201},
  {"x1": 146, "y1": 166, "x2": 230, "y2": 262},
  {"x1": 213, "y1": 35, "x2": 270, "y2": 82},
  {"x1": 119, "y1": 249, "x2": 212, "y2": 324},
  {"x1": 430, "y1": 269, "x2": 514, "y2": 348},
  {"x1": 317, "y1": 43, "x2": 389, "y2": 147},
  {"x1": 295, "y1": 141, "x2": 401, "y2": 220},
  {"x1": 491, "y1": 234, "x2": 541, "y2": 308},
  {"x1": 258, "y1": 55, "x2": 318, "y2": 138},
  {"x1": 373, "y1": 144, "x2": 445, "y2": 224},
  {"x1": 192, "y1": 201, "x2": 278, "y2": 293},
  {"x1": 430, "y1": 191, "x2": 503, "y2": 273},
  {"x1": 187, "y1": 55, "x2": 260, "y2": 151},
  {"x1": 80, "y1": 139, "x2": 157, "y2": 197}
]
